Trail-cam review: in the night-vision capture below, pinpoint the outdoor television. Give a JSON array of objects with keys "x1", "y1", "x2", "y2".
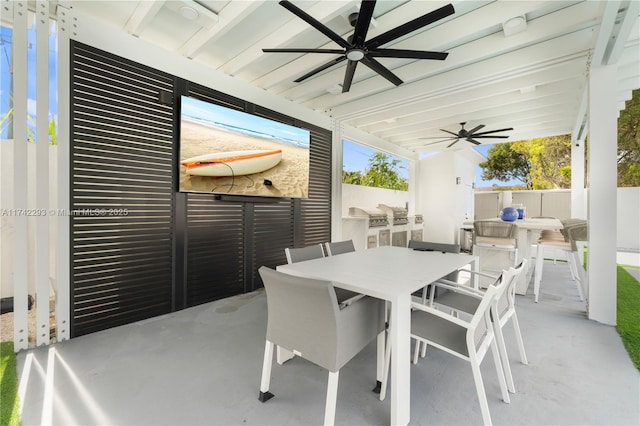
[{"x1": 178, "y1": 96, "x2": 311, "y2": 198}]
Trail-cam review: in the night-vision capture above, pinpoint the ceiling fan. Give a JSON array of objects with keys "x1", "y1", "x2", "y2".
[
  {"x1": 421, "y1": 122, "x2": 514, "y2": 148},
  {"x1": 262, "y1": 0, "x2": 454, "y2": 93}
]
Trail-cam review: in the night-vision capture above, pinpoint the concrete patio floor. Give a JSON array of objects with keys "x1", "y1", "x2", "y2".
[{"x1": 17, "y1": 261, "x2": 639, "y2": 426}]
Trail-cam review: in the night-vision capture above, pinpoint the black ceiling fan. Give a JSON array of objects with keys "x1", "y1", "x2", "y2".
[
  {"x1": 421, "y1": 122, "x2": 514, "y2": 148},
  {"x1": 262, "y1": 0, "x2": 454, "y2": 93}
]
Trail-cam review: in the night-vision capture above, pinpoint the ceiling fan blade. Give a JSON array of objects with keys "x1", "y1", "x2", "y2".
[
  {"x1": 368, "y1": 48, "x2": 448, "y2": 60},
  {"x1": 351, "y1": 0, "x2": 376, "y2": 47},
  {"x1": 294, "y1": 56, "x2": 347, "y2": 82},
  {"x1": 472, "y1": 135, "x2": 510, "y2": 139},
  {"x1": 467, "y1": 124, "x2": 485, "y2": 134},
  {"x1": 472, "y1": 127, "x2": 514, "y2": 136},
  {"x1": 466, "y1": 138, "x2": 482, "y2": 145},
  {"x1": 365, "y1": 3, "x2": 455, "y2": 49},
  {"x1": 447, "y1": 139, "x2": 460, "y2": 148},
  {"x1": 279, "y1": 0, "x2": 350, "y2": 49},
  {"x1": 360, "y1": 56, "x2": 403, "y2": 86},
  {"x1": 262, "y1": 48, "x2": 345, "y2": 54},
  {"x1": 342, "y1": 60, "x2": 358, "y2": 93},
  {"x1": 440, "y1": 129, "x2": 460, "y2": 137},
  {"x1": 419, "y1": 136, "x2": 458, "y2": 140}
]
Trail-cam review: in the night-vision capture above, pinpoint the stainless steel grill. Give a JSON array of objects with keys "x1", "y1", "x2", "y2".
[
  {"x1": 377, "y1": 204, "x2": 409, "y2": 226},
  {"x1": 348, "y1": 207, "x2": 389, "y2": 228}
]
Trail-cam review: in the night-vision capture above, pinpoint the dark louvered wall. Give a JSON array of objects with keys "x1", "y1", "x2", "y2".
[
  {"x1": 71, "y1": 42, "x2": 175, "y2": 336},
  {"x1": 70, "y1": 43, "x2": 332, "y2": 336}
]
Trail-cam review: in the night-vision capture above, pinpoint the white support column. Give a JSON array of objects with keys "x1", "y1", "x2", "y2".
[
  {"x1": 35, "y1": 0, "x2": 51, "y2": 346},
  {"x1": 570, "y1": 136, "x2": 586, "y2": 219},
  {"x1": 587, "y1": 65, "x2": 618, "y2": 325},
  {"x1": 56, "y1": 6, "x2": 72, "y2": 341},
  {"x1": 12, "y1": 0, "x2": 29, "y2": 352}
]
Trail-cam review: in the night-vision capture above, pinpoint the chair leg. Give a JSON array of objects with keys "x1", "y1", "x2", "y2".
[
  {"x1": 510, "y1": 313, "x2": 528, "y2": 365},
  {"x1": 469, "y1": 352, "x2": 493, "y2": 426},
  {"x1": 490, "y1": 337, "x2": 511, "y2": 404},
  {"x1": 571, "y1": 251, "x2": 586, "y2": 301},
  {"x1": 259, "y1": 340, "x2": 275, "y2": 402},
  {"x1": 412, "y1": 339, "x2": 420, "y2": 365},
  {"x1": 493, "y1": 321, "x2": 515, "y2": 393},
  {"x1": 534, "y1": 243, "x2": 544, "y2": 302},
  {"x1": 324, "y1": 371, "x2": 339, "y2": 426},
  {"x1": 420, "y1": 340, "x2": 427, "y2": 358}
]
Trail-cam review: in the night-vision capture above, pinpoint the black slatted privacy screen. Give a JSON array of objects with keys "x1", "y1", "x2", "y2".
[{"x1": 70, "y1": 43, "x2": 332, "y2": 337}]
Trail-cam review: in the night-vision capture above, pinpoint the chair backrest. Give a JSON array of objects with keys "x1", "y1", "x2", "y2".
[
  {"x1": 258, "y1": 266, "x2": 384, "y2": 372},
  {"x1": 325, "y1": 240, "x2": 355, "y2": 256},
  {"x1": 409, "y1": 240, "x2": 461, "y2": 282},
  {"x1": 259, "y1": 266, "x2": 339, "y2": 369},
  {"x1": 408, "y1": 240, "x2": 461, "y2": 253},
  {"x1": 285, "y1": 244, "x2": 325, "y2": 264},
  {"x1": 496, "y1": 259, "x2": 527, "y2": 319},
  {"x1": 473, "y1": 220, "x2": 517, "y2": 239},
  {"x1": 469, "y1": 283, "x2": 501, "y2": 349}
]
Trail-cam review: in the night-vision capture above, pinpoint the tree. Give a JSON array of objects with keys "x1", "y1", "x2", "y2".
[
  {"x1": 480, "y1": 136, "x2": 573, "y2": 190},
  {"x1": 342, "y1": 151, "x2": 408, "y2": 191},
  {"x1": 617, "y1": 88, "x2": 640, "y2": 187},
  {"x1": 479, "y1": 143, "x2": 533, "y2": 189},
  {"x1": 513, "y1": 135, "x2": 572, "y2": 189}
]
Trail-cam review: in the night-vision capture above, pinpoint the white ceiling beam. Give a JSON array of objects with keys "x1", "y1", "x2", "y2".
[
  {"x1": 605, "y1": 1, "x2": 639, "y2": 64},
  {"x1": 125, "y1": 1, "x2": 165, "y2": 37},
  {"x1": 179, "y1": 1, "x2": 262, "y2": 59},
  {"x1": 355, "y1": 61, "x2": 585, "y2": 131},
  {"x1": 220, "y1": 1, "x2": 352, "y2": 75}
]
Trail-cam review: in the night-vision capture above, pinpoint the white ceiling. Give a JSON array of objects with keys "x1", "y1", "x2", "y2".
[{"x1": 48, "y1": 1, "x2": 640, "y2": 154}]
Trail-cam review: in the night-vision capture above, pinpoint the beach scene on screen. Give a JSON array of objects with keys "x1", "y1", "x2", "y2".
[{"x1": 179, "y1": 96, "x2": 310, "y2": 198}]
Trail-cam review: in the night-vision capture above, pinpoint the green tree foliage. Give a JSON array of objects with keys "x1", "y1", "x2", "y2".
[
  {"x1": 618, "y1": 89, "x2": 640, "y2": 187},
  {"x1": 343, "y1": 151, "x2": 408, "y2": 191},
  {"x1": 480, "y1": 136, "x2": 572, "y2": 190},
  {"x1": 479, "y1": 143, "x2": 533, "y2": 189},
  {"x1": 514, "y1": 135, "x2": 572, "y2": 189}
]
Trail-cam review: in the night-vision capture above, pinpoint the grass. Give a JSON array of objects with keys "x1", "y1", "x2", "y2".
[
  {"x1": 616, "y1": 265, "x2": 640, "y2": 371},
  {"x1": 1, "y1": 341, "x2": 21, "y2": 426}
]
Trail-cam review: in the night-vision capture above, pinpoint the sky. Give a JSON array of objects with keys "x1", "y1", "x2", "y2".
[{"x1": 0, "y1": 24, "x2": 58, "y2": 140}]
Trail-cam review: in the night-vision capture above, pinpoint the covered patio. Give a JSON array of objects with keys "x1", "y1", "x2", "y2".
[{"x1": 17, "y1": 262, "x2": 639, "y2": 425}]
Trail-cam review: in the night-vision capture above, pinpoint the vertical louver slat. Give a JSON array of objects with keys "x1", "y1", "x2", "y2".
[{"x1": 71, "y1": 42, "x2": 174, "y2": 337}]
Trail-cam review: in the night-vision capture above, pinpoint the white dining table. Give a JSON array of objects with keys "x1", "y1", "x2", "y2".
[{"x1": 276, "y1": 245, "x2": 478, "y2": 425}]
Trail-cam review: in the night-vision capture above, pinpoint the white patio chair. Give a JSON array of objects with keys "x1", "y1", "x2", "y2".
[
  {"x1": 533, "y1": 220, "x2": 587, "y2": 303},
  {"x1": 473, "y1": 221, "x2": 518, "y2": 276},
  {"x1": 257, "y1": 266, "x2": 385, "y2": 426},
  {"x1": 380, "y1": 276, "x2": 510, "y2": 425},
  {"x1": 407, "y1": 240, "x2": 462, "y2": 303},
  {"x1": 427, "y1": 260, "x2": 529, "y2": 394}
]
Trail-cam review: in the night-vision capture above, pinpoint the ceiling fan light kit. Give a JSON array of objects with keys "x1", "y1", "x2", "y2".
[{"x1": 262, "y1": 0, "x2": 454, "y2": 93}]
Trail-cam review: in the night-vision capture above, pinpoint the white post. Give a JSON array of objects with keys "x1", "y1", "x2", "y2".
[
  {"x1": 587, "y1": 65, "x2": 618, "y2": 325},
  {"x1": 570, "y1": 136, "x2": 586, "y2": 219},
  {"x1": 35, "y1": 0, "x2": 51, "y2": 346},
  {"x1": 56, "y1": 6, "x2": 72, "y2": 341},
  {"x1": 12, "y1": 0, "x2": 29, "y2": 352}
]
